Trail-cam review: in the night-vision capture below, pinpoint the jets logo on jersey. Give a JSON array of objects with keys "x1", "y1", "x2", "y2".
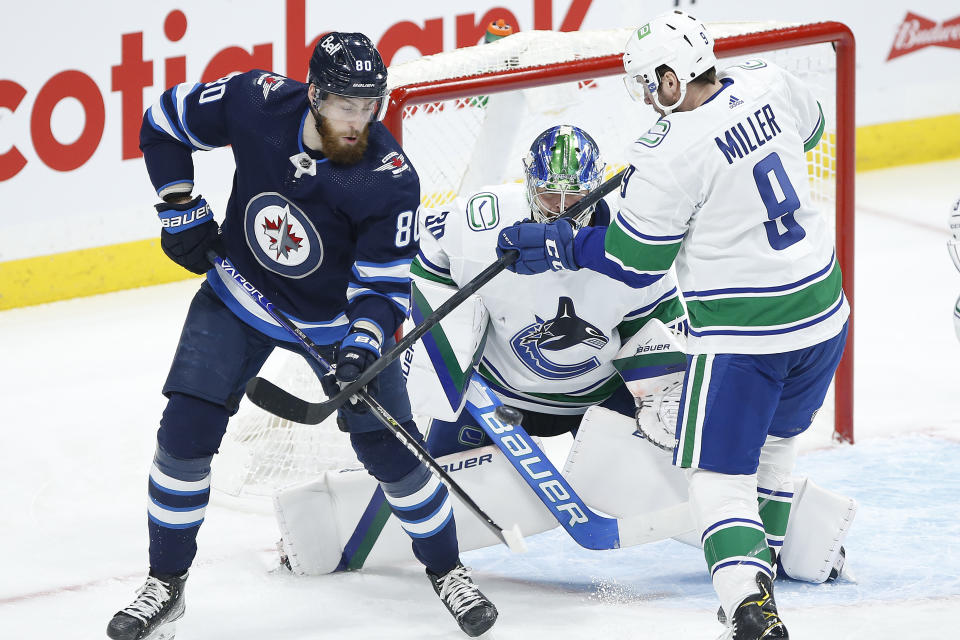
[
  {"x1": 262, "y1": 211, "x2": 303, "y2": 259},
  {"x1": 510, "y1": 297, "x2": 609, "y2": 380},
  {"x1": 374, "y1": 151, "x2": 410, "y2": 176},
  {"x1": 244, "y1": 192, "x2": 324, "y2": 278},
  {"x1": 256, "y1": 73, "x2": 285, "y2": 100}
]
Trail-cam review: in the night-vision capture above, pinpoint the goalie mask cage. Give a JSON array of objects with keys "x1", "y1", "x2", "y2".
[{"x1": 214, "y1": 21, "x2": 855, "y2": 499}]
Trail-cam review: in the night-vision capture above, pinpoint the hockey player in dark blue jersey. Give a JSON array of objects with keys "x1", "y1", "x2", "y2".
[{"x1": 107, "y1": 33, "x2": 497, "y2": 640}]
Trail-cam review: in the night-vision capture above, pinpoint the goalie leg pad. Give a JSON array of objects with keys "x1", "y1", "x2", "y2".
[
  {"x1": 688, "y1": 468, "x2": 773, "y2": 620},
  {"x1": 275, "y1": 445, "x2": 560, "y2": 575},
  {"x1": 380, "y1": 463, "x2": 459, "y2": 575},
  {"x1": 561, "y1": 406, "x2": 697, "y2": 544},
  {"x1": 779, "y1": 476, "x2": 857, "y2": 583}
]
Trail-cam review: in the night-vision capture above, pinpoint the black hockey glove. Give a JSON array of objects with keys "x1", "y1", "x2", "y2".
[
  {"x1": 320, "y1": 328, "x2": 382, "y2": 413},
  {"x1": 156, "y1": 195, "x2": 222, "y2": 275}
]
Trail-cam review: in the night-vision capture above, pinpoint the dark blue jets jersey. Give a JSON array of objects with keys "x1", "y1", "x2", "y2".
[{"x1": 140, "y1": 70, "x2": 419, "y2": 346}]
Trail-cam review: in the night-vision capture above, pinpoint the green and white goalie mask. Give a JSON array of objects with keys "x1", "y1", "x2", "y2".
[{"x1": 523, "y1": 125, "x2": 605, "y2": 229}]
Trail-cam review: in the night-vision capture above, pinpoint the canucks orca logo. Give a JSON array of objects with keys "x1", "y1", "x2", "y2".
[
  {"x1": 510, "y1": 297, "x2": 609, "y2": 380},
  {"x1": 244, "y1": 192, "x2": 324, "y2": 278}
]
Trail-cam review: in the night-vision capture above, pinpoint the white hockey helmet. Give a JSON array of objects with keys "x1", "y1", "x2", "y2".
[
  {"x1": 623, "y1": 11, "x2": 716, "y2": 114},
  {"x1": 947, "y1": 197, "x2": 960, "y2": 272}
]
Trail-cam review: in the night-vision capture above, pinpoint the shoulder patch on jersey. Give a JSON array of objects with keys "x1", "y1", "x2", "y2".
[
  {"x1": 466, "y1": 192, "x2": 500, "y2": 231},
  {"x1": 256, "y1": 72, "x2": 286, "y2": 100},
  {"x1": 244, "y1": 192, "x2": 324, "y2": 278},
  {"x1": 636, "y1": 120, "x2": 671, "y2": 148},
  {"x1": 373, "y1": 151, "x2": 410, "y2": 177},
  {"x1": 729, "y1": 59, "x2": 767, "y2": 71}
]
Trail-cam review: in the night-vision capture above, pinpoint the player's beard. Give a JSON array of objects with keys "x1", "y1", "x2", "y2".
[{"x1": 317, "y1": 118, "x2": 369, "y2": 165}]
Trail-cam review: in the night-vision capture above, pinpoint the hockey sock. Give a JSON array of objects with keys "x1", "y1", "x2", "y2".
[
  {"x1": 757, "y1": 436, "x2": 798, "y2": 560},
  {"x1": 689, "y1": 469, "x2": 774, "y2": 618},
  {"x1": 381, "y1": 462, "x2": 459, "y2": 575},
  {"x1": 147, "y1": 443, "x2": 212, "y2": 575},
  {"x1": 757, "y1": 485, "x2": 793, "y2": 561}
]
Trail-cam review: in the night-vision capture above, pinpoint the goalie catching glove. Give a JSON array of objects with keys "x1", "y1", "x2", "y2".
[
  {"x1": 612, "y1": 318, "x2": 688, "y2": 452},
  {"x1": 634, "y1": 379, "x2": 683, "y2": 451},
  {"x1": 156, "y1": 194, "x2": 222, "y2": 275}
]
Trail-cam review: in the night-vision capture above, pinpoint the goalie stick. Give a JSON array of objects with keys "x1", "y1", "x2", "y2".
[
  {"x1": 465, "y1": 375, "x2": 695, "y2": 549},
  {"x1": 208, "y1": 252, "x2": 526, "y2": 554},
  {"x1": 244, "y1": 167, "x2": 628, "y2": 425}
]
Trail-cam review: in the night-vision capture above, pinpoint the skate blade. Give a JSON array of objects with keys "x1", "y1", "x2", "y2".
[
  {"x1": 713, "y1": 626, "x2": 733, "y2": 640},
  {"x1": 145, "y1": 621, "x2": 177, "y2": 640}
]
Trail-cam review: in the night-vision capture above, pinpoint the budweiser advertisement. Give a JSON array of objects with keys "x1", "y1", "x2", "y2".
[{"x1": 888, "y1": 12, "x2": 960, "y2": 60}]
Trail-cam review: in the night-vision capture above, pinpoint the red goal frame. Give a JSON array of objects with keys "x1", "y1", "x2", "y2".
[{"x1": 384, "y1": 22, "x2": 856, "y2": 443}]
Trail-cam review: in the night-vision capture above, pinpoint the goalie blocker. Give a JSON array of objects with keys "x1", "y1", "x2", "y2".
[{"x1": 275, "y1": 405, "x2": 855, "y2": 582}]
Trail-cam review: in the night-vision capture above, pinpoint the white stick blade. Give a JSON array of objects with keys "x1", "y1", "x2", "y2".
[{"x1": 501, "y1": 523, "x2": 527, "y2": 553}]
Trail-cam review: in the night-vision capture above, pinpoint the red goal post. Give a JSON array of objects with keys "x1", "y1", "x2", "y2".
[{"x1": 383, "y1": 21, "x2": 856, "y2": 443}]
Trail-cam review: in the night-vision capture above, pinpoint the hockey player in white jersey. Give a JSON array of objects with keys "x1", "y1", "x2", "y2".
[
  {"x1": 413, "y1": 124, "x2": 686, "y2": 451},
  {"x1": 496, "y1": 12, "x2": 850, "y2": 640},
  {"x1": 948, "y1": 197, "x2": 960, "y2": 340}
]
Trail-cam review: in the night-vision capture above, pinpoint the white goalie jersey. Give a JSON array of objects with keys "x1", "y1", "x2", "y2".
[
  {"x1": 411, "y1": 183, "x2": 686, "y2": 415},
  {"x1": 602, "y1": 60, "x2": 849, "y2": 354}
]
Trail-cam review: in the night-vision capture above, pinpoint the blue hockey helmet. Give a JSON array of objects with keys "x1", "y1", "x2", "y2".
[
  {"x1": 523, "y1": 125, "x2": 605, "y2": 228},
  {"x1": 309, "y1": 32, "x2": 389, "y2": 122}
]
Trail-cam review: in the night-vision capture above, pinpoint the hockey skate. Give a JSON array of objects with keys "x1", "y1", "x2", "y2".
[
  {"x1": 718, "y1": 573, "x2": 788, "y2": 640},
  {"x1": 106, "y1": 571, "x2": 187, "y2": 640},
  {"x1": 427, "y1": 562, "x2": 498, "y2": 637}
]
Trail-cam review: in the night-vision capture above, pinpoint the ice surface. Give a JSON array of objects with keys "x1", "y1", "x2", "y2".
[{"x1": 1, "y1": 160, "x2": 959, "y2": 638}]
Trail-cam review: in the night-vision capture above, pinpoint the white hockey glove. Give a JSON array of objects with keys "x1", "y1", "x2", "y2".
[
  {"x1": 633, "y1": 379, "x2": 682, "y2": 452},
  {"x1": 948, "y1": 197, "x2": 960, "y2": 272}
]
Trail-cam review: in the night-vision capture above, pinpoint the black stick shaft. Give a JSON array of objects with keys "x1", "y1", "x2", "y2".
[{"x1": 209, "y1": 252, "x2": 517, "y2": 549}]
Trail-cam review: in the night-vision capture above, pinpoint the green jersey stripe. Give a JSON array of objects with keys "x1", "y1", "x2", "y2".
[
  {"x1": 617, "y1": 295, "x2": 686, "y2": 341},
  {"x1": 804, "y1": 102, "x2": 826, "y2": 152},
  {"x1": 477, "y1": 362, "x2": 622, "y2": 407},
  {"x1": 411, "y1": 259, "x2": 457, "y2": 287},
  {"x1": 679, "y1": 355, "x2": 708, "y2": 468},
  {"x1": 605, "y1": 222, "x2": 681, "y2": 273},
  {"x1": 685, "y1": 261, "x2": 842, "y2": 329}
]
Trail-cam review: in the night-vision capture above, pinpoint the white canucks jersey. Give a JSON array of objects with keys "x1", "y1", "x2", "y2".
[
  {"x1": 597, "y1": 60, "x2": 848, "y2": 354},
  {"x1": 413, "y1": 183, "x2": 685, "y2": 415}
]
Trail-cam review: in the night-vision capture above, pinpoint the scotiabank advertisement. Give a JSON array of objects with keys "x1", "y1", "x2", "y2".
[{"x1": 2, "y1": 0, "x2": 959, "y2": 265}]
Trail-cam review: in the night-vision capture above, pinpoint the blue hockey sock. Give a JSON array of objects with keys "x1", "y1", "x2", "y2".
[
  {"x1": 381, "y1": 463, "x2": 459, "y2": 575},
  {"x1": 147, "y1": 443, "x2": 212, "y2": 575}
]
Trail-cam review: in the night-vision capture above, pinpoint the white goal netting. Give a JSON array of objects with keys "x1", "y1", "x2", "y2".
[{"x1": 214, "y1": 23, "x2": 847, "y2": 498}]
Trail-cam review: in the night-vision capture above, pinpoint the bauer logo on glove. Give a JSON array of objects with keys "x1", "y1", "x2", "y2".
[{"x1": 156, "y1": 195, "x2": 214, "y2": 233}]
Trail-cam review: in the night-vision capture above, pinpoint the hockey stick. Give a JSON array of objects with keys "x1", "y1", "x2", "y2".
[
  {"x1": 208, "y1": 252, "x2": 526, "y2": 554},
  {"x1": 245, "y1": 167, "x2": 627, "y2": 425},
  {"x1": 464, "y1": 374, "x2": 695, "y2": 550}
]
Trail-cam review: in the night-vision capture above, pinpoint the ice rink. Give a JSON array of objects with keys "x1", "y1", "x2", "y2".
[{"x1": 2, "y1": 159, "x2": 959, "y2": 638}]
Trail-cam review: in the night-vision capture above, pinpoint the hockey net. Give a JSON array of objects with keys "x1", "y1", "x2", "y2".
[{"x1": 214, "y1": 22, "x2": 855, "y2": 498}]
